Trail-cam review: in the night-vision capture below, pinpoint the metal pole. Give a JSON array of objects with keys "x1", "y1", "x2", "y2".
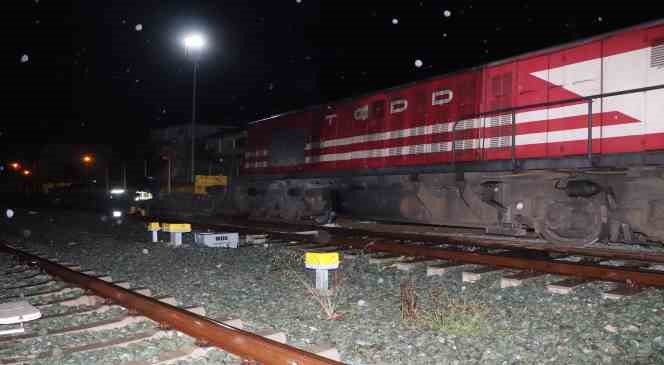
[
  {"x1": 104, "y1": 166, "x2": 109, "y2": 192},
  {"x1": 144, "y1": 159, "x2": 148, "y2": 177},
  {"x1": 191, "y1": 61, "x2": 198, "y2": 183},
  {"x1": 511, "y1": 111, "x2": 516, "y2": 169},
  {"x1": 122, "y1": 163, "x2": 127, "y2": 189},
  {"x1": 587, "y1": 99, "x2": 593, "y2": 163},
  {"x1": 167, "y1": 159, "x2": 172, "y2": 194}
]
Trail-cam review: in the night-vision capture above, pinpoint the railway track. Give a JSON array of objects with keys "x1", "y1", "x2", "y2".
[
  {"x1": 145, "y1": 215, "x2": 664, "y2": 296},
  {"x1": 0, "y1": 243, "x2": 344, "y2": 365}
]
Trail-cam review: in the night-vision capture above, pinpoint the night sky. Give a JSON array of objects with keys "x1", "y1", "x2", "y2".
[{"x1": 7, "y1": 0, "x2": 660, "y2": 158}]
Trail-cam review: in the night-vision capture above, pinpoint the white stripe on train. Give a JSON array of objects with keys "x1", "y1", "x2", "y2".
[{"x1": 302, "y1": 122, "x2": 645, "y2": 163}]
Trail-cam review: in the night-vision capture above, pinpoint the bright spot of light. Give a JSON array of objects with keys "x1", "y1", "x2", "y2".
[
  {"x1": 296, "y1": 0, "x2": 302, "y2": 3},
  {"x1": 414, "y1": 59, "x2": 423, "y2": 68},
  {"x1": 110, "y1": 188, "x2": 126, "y2": 195},
  {"x1": 183, "y1": 33, "x2": 207, "y2": 51},
  {"x1": 112, "y1": 210, "x2": 123, "y2": 218},
  {"x1": 443, "y1": 10, "x2": 451, "y2": 17},
  {"x1": 20, "y1": 54, "x2": 29, "y2": 63},
  {"x1": 6, "y1": 209, "x2": 14, "y2": 219},
  {"x1": 392, "y1": 18, "x2": 399, "y2": 25},
  {"x1": 135, "y1": 24, "x2": 143, "y2": 31}
]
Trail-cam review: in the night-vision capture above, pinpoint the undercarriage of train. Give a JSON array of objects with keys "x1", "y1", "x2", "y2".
[{"x1": 223, "y1": 167, "x2": 664, "y2": 245}]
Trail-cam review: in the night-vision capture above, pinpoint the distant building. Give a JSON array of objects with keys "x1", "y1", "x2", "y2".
[
  {"x1": 149, "y1": 124, "x2": 232, "y2": 183},
  {"x1": 203, "y1": 130, "x2": 247, "y2": 177}
]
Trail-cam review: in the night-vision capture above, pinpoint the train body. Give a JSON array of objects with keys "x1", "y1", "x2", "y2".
[{"x1": 229, "y1": 20, "x2": 664, "y2": 244}]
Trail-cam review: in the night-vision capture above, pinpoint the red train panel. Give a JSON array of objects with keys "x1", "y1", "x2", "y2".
[{"x1": 244, "y1": 21, "x2": 664, "y2": 175}]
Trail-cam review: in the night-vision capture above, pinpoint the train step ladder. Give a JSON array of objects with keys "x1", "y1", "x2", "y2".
[{"x1": 0, "y1": 301, "x2": 42, "y2": 336}]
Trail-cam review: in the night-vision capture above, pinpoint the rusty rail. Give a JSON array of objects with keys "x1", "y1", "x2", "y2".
[
  {"x1": 145, "y1": 217, "x2": 664, "y2": 288},
  {"x1": 0, "y1": 243, "x2": 344, "y2": 365},
  {"x1": 337, "y1": 239, "x2": 664, "y2": 287},
  {"x1": 145, "y1": 215, "x2": 664, "y2": 264}
]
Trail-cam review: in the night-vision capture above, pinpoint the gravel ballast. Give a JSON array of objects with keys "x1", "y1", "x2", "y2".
[{"x1": 2, "y1": 209, "x2": 664, "y2": 364}]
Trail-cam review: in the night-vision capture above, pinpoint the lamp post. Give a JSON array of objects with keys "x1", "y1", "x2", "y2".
[
  {"x1": 182, "y1": 32, "x2": 207, "y2": 183},
  {"x1": 82, "y1": 154, "x2": 109, "y2": 191}
]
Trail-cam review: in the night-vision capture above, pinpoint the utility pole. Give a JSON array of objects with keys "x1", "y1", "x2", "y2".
[
  {"x1": 167, "y1": 159, "x2": 172, "y2": 194},
  {"x1": 190, "y1": 61, "x2": 198, "y2": 183},
  {"x1": 121, "y1": 163, "x2": 127, "y2": 189}
]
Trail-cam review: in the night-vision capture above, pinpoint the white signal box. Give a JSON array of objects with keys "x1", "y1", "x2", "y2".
[{"x1": 195, "y1": 232, "x2": 239, "y2": 248}]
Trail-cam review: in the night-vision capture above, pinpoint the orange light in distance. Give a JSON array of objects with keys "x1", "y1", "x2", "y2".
[
  {"x1": 10, "y1": 162, "x2": 20, "y2": 170},
  {"x1": 82, "y1": 155, "x2": 93, "y2": 164},
  {"x1": 22, "y1": 170, "x2": 31, "y2": 176}
]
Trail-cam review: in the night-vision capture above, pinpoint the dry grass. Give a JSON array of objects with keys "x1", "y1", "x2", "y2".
[
  {"x1": 420, "y1": 289, "x2": 488, "y2": 336},
  {"x1": 400, "y1": 277, "x2": 418, "y2": 322},
  {"x1": 298, "y1": 270, "x2": 343, "y2": 320},
  {"x1": 270, "y1": 250, "x2": 344, "y2": 320}
]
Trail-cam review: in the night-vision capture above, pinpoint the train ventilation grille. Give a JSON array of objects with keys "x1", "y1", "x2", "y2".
[
  {"x1": 408, "y1": 144, "x2": 426, "y2": 155},
  {"x1": 430, "y1": 142, "x2": 451, "y2": 153},
  {"x1": 487, "y1": 114, "x2": 513, "y2": 148},
  {"x1": 454, "y1": 139, "x2": 478, "y2": 151},
  {"x1": 651, "y1": 40, "x2": 664, "y2": 69}
]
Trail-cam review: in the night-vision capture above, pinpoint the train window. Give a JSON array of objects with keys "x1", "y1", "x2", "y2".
[
  {"x1": 269, "y1": 128, "x2": 306, "y2": 167},
  {"x1": 372, "y1": 100, "x2": 385, "y2": 118},
  {"x1": 651, "y1": 39, "x2": 664, "y2": 68}
]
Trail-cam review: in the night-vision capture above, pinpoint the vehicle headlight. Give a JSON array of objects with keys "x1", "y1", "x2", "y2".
[
  {"x1": 110, "y1": 188, "x2": 126, "y2": 195},
  {"x1": 112, "y1": 210, "x2": 122, "y2": 218}
]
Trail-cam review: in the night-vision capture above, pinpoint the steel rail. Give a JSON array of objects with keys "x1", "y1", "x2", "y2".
[
  {"x1": 335, "y1": 239, "x2": 664, "y2": 287},
  {"x1": 143, "y1": 217, "x2": 664, "y2": 287},
  {"x1": 0, "y1": 243, "x2": 344, "y2": 365},
  {"x1": 143, "y1": 215, "x2": 664, "y2": 264}
]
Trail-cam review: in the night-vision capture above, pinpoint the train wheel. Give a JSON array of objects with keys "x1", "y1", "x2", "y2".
[{"x1": 539, "y1": 198, "x2": 602, "y2": 245}]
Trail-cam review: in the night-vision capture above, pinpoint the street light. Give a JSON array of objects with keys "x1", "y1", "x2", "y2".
[
  {"x1": 81, "y1": 154, "x2": 108, "y2": 191},
  {"x1": 10, "y1": 162, "x2": 20, "y2": 171},
  {"x1": 182, "y1": 32, "x2": 207, "y2": 183}
]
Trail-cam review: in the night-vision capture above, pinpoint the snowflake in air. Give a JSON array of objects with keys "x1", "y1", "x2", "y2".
[
  {"x1": 135, "y1": 24, "x2": 143, "y2": 31},
  {"x1": 414, "y1": 59, "x2": 423, "y2": 68},
  {"x1": 20, "y1": 54, "x2": 29, "y2": 63},
  {"x1": 443, "y1": 10, "x2": 451, "y2": 17}
]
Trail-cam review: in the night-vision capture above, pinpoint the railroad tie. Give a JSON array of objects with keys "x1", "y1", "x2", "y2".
[
  {"x1": 602, "y1": 284, "x2": 646, "y2": 300},
  {"x1": 462, "y1": 266, "x2": 504, "y2": 283},
  {"x1": 546, "y1": 278, "x2": 595, "y2": 295},
  {"x1": 368, "y1": 253, "x2": 406, "y2": 265},
  {"x1": 395, "y1": 258, "x2": 444, "y2": 272},
  {"x1": 426, "y1": 262, "x2": 469, "y2": 277},
  {"x1": 500, "y1": 270, "x2": 547, "y2": 288}
]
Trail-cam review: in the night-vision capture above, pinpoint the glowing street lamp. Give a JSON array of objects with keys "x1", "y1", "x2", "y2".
[
  {"x1": 183, "y1": 33, "x2": 207, "y2": 52},
  {"x1": 82, "y1": 155, "x2": 93, "y2": 164},
  {"x1": 22, "y1": 170, "x2": 31, "y2": 176},
  {"x1": 182, "y1": 31, "x2": 207, "y2": 183},
  {"x1": 10, "y1": 162, "x2": 20, "y2": 171}
]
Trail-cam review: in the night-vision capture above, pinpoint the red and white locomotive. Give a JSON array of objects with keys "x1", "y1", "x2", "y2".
[{"x1": 232, "y1": 20, "x2": 664, "y2": 245}]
